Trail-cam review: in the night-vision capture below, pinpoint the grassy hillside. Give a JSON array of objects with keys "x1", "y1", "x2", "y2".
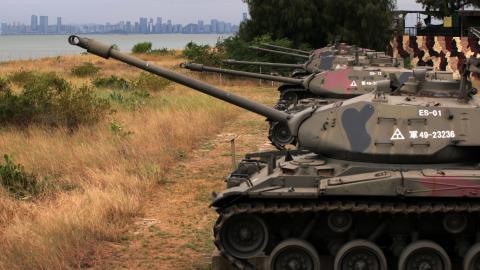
[{"x1": 0, "y1": 53, "x2": 276, "y2": 270}]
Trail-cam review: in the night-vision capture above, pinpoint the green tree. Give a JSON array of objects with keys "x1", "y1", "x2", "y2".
[
  {"x1": 416, "y1": 0, "x2": 480, "y2": 17},
  {"x1": 239, "y1": 0, "x2": 396, "y2": 51}
]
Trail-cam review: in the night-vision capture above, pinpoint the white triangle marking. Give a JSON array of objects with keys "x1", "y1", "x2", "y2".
[
  {"x1": 350, "y1": 80, "x2": 357, "y2": 87},
  {"x1": 391, "y1": 128, "x2": 405, "y2": 140}
]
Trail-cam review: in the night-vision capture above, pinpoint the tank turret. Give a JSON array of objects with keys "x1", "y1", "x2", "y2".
[
  {"x1": 182, "y1": 62, "x2": 390, "y2": 102},
  {"x1": 227, "y1": 44, "x2": 402, "y2": 76},
  {"x1": 70, "y1": 36, "x2": 480, "y2": 270}
]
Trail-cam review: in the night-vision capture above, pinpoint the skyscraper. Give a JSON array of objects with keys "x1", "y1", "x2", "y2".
[
  {"x1": 139, "y1": 17, "x2": 148, "y2": 33},
  {"x1": 56, "y1": 17, "x2": 62, "y2": 33},
  {"x1": 211, "y1": 19, "x2": 218, "y2": 33},
  {"x1": 198, "y1": 20, "x2": 204, "y2": 33},
  {"x1": 167, "y1": 19, "x2": 172, "y2": 33},
  {"x1": 156, "y1": 17, "x2": 162, "y2": 33},
  {"x1": 148, "y1": 18, "x2": 154, "y2": 33},
  {"x1": 31, "y1": 15, "x2": 38, "y2": 32},
  {"x1": 243, "y1": 12, "x2": 248, "y2": 21},
  {"x1": 39, "y1": 16, "x2": 48, "y2": 33}
]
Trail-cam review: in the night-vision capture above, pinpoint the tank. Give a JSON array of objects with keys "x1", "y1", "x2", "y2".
[
  {"x1": 70, "y1": 35, "x2": 480, "y2": 270},
  {"x1": 230, "y1": 44, "x2": 403, "y2": 76},
  {"x1": 181, "y1": 62, "x2": 453, "y2": 109},
  {"x1": 181, "y1": 62, "x2": 393, "y2": 107}
]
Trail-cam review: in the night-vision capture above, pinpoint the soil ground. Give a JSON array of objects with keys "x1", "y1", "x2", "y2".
[{"x1": 93, "y1": 101, "x2": 275, "y2": 270}]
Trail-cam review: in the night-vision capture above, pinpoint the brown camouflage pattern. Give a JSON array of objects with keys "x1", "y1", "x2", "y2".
[{"x1": 391, "y1": 35, "x2": 480, "y2": 78}]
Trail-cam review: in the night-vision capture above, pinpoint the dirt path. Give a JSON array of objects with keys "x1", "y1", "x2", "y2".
[{"x1": 94, "y1": 109, "x2": 274, "y2": 270}]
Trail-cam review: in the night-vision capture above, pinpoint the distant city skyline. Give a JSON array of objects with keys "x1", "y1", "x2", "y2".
[
  {"x1": 0, "y1": 0, "x2": 422, "y2": 26},
  {"x1": 0, "y1": 0, "x2": 428, "y2": 35},
  {"x1": 1, "y1": 14, "x2": 245, "y2": 35},
  {"x1": 0, "y1": 0, "x2": 249, "y2": 25}
]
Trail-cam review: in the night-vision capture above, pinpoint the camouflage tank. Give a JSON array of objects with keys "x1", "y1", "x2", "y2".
[
  {"x1": 70, "y1": 35, "x2": 480, "y2": 270},
  {"x1": 181, "y1": 62, "x2": 452, "y2": 110},
  {"x1": 236, "y1": 43, "x2": 402, "y2": 76}
]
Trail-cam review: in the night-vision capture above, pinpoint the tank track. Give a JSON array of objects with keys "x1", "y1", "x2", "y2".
[{"x1": 214, "y1": 200, "x2": 480, "y2": 270}]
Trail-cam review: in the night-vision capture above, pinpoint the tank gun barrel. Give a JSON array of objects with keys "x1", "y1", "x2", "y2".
[
  {"x1": 260, "y1": 43, "x2": 311, "y2": 55},
  {"x1": 249, "y1": 46, "x2": 310, "y2": 59},
  {"x1": 68, "y1": 35, "x2": 290, "y2": 123},
  {"x1": 181, "y1": 62, "x2": 304, "y2": 85},
  {"x1": 223, "y1": 59, "x2": 305, "y2": 70}
]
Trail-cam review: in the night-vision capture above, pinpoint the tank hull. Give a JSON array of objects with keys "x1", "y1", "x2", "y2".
[{"x1": 213, "y1": 151, "x2": 480, "y2": 269}]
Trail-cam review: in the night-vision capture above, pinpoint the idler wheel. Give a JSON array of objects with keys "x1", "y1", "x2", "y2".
[
  {"x1": 398, "y1": 241, "x2": 451, "y2": 270},
  {"x1": 269, "y1": 122, "x2": 295, "y2": 146},
  {"x1": 328, "y1": 212, "x2": 353, "y2": 233},
  {"x1": 268, "y1": 239, "x2": 321, "y2": 270},
  {"x1": 281, "y1": 91, "x2": 299, "y2": 105},
  {"x1": 334, "y1": 240, "x2": 387, "y2": 270},
  {"x1": 463, "y1": 243, "x2": 480, "y2": 270},
  {"x1": 442, "y1": 213, "x2": 468, "y2": 234},
  {"x1": 219, "y1": 214, "x2": 268, "y2": 259}
]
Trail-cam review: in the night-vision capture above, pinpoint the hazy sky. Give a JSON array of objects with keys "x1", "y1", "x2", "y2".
[{"x1": 0, "y1": 0, "x2": 422, "y2": 25}]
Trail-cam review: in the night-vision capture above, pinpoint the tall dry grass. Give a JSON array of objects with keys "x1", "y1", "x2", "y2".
[{"x1": 0, "y1": 54, "x2": 273, "y2": 270}]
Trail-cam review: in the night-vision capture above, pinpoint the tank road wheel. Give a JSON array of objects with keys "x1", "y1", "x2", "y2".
[
  {"x1": 219, "y1": 214, "x2": 268, "y2": 259},
  {"x1": 328, "y1": 212, "x2": 353, "y2": 233},
  {"x1": 268, "y1": 239, "x2": 321, "y2": 270},
  {"x1": 442, "y1": 213, "x2": 468, "y2": 234},
  {"x1": 463, "y1": 243, "x2": 480, "y2": 270},
  {"x1": 281, "y1": 91, "x2": 299, "y2": 105},
  {"x1": 334, "y1": 240, "x2": 387, "y2": 270},
  {"x1": 398, "y1": 241, "x2": 451, "y2": 270}
]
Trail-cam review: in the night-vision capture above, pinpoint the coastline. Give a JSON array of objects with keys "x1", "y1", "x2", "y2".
[{"x1": 0, "y1": 33, "x2": 232, "y2": 62}]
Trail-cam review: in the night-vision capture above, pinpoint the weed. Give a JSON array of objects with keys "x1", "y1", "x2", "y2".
[
  {"x1": 70, "y1": 62, "x2": 101, "y2": 77},
  {"x1": 109, "y1": 89, "x2": 149, "y2": 110},
  {"x1": 93, "y1": 75, "x2": 130, "y2": 90},
  {"x1": 7, "y1": 70, "x2": 36, "y2": 87},
  {"x1": 135, "y1": 72, "x2": 172, "y2": 92},
  {"x1": 0, "y1": 154, "x2": 44, "y2": 199},
  {"x1": 109, "y1": 120, "x2": 134, "y2": 138},
  {"x1": 150, "y1": 48, "x2": 176, "y2": 56},
  {"x1": 0, "y1": 77, "x2": 10, "y2": 92}
]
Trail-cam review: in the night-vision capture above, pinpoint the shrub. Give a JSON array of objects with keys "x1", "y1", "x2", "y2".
[
  {"x1": 8, "y1": 70, "x2": 37, "y2": 87},
  {"x1": 55, "y1": 85, "x2": 111, "y2": 128},
  {"x1": 0, "y1": 72, "x2": 110, "y2": 129},
  {"x1": 135, "y1": 72, "x2": 172, "y2": 92},
  {"x1": 0, "y1": 77, "x2": 10, "y2": 92},
  {"x1": 132, "y1": 42, "x2": 152, "y2": 54},
  {"x1": 70, "y1": 62, "x2": 101, "y2": 77},
  {"x1": 93, "y1": 75, "x2": 131, "y2": 90},
  {"x1": 0, "y1": 154, "x2": 44, "y2": 199},
  {"x1": 183, "y1": 42, "x2": 224, "y2": 66}
]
